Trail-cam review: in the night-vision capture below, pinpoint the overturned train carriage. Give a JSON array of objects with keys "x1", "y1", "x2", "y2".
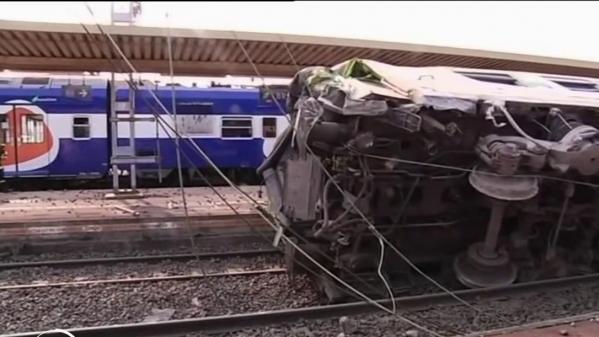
[{"x1": 259, "y1": 58, "x2": 599, "y2": 300}]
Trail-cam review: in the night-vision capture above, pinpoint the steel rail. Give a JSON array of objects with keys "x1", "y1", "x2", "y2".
[
  {"x1": 0, "y1": 249, "x2": 280, "y2": 270},
  {"x1": 4, "y1": 273, "x2": 599, "y2": 337},
  {"x1": 0, "y1": 268, "x2": 286, "y2": 290},
  {"x1": 461, "y1": 311, "x2": 599, "y2": 337},
  {"x1": 0, "y1": 212, "x2": 265, "y2": 228}
]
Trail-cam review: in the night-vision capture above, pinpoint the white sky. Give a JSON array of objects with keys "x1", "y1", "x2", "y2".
[{"x1": 0, "y1": 1, "x2": 598, "y2": 63}]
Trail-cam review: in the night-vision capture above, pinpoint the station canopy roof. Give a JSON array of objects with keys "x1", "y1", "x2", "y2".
[{"x1": 1, "y1": 19, "x2": 599, "y2": 78}]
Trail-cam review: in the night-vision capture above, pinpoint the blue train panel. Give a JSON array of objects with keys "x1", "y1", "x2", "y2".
[{"x1": 0, "y1": 76, "x2": 289, "y2": 180}]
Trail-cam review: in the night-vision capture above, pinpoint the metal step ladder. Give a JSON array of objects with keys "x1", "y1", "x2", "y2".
[{"x1": 107, "y1": 74, "x2": 157, "y2": 199}]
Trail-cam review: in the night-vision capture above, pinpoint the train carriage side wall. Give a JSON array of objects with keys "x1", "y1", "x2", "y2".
[{"x1": 0, "y1": 77, "x2": 289, "y2": 181}]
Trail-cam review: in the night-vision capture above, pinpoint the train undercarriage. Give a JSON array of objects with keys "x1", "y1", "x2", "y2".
[{"x1": 259, "y1": 59, "x2": 599, "y2": 302}]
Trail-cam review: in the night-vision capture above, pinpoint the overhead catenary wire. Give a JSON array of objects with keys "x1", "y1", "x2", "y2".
[
  {"x1": 246, "y1": 35, "x2": 599, "y2": 317},
  {"x1": 350, "y1": 149, "x2": 599, "y2": 189},
  {"x1": 118, "y1": 84, "x2": 425, "y2": 320},
  {"x1": 82, "y1": 5, "x2": 235, "y2": 313},
  {"x1": 282, "y1": 37, "x2": 419, "y2": 314},
  {"x1": 79, "y1": 6, "x2": 449, "y2": 334},
  {"x1": 90, "y1": 15, "x2": 466, "y2": 332},
  {"x1": 231, "y1": 33, "x2": 483, "y2": 315},
  {"x1": 235, "y1": 33, "x2": 597, "y2": 330},
  {"x1": 163, "y1": 13, "x2": 232, "y2": 308},
  {"x1": 82, "y1": 9, "x2": 597, "y2": 330},
  {"x1": 127, "y1": 79, "x2": 446, "y2": 337},
  {"x1": 82, "y1": 5, "x2": 597, "y2": 334},
  {"x1": 165, "y1": 11, "x2": 195, "y2": 263},
  {"x1": 128, "y1": 77, "x2": 400, "y2": 307},
  {"x1": 99, "y1": 24, "x2": 394, "y2": 303},
  {"x1": 166, "y1": 12, "x2": 189, "y2": 221},
  {"x1": 243, "y1": 35, "x2": 487, "y2": 314},
  {"x1": 81, "y1": 12, "x2": 470, "y2": 337}
]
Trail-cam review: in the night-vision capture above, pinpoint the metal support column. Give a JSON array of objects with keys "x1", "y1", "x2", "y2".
[
  {"x1": 110, "y1": 72, "x2": 119, "y2": 192},
  {"x1": 128, "y1": 73, "x2": 137, "y2": 191}
]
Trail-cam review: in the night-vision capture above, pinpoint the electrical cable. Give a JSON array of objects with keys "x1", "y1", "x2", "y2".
[
  {"x1": 78, "y1": 7, "x2": 519, "y2": 334},
  {"x1": 350, "y1": 149, "x2": 599, "y2": 189},
  {"x1": 117, "y1": 59, "x2": 395, "y2": 304},
  {"x1": 82, "y1": 5, "x2": 233, "y2": 313},
  {"x1": 166, "y1": 11, "x2": 190, "y2": 222},
  {"x1": 78, "y1": 8, "x2": 440, "y2": 327},
  {"x1": 230, "y1": 35, "x2": 578, "y2": 328},
  {"x1": 235, "y1": 34, "x2": 475, "y2": 312},
  {"x1": 234, "y1": 30, "x2": 492, "y2": 332},
  {"x1": 377, "y1": 236, "x2": 395, "y2": 314},
  {"x1": 132, "y1": 81, "x2": 393, "y2": 305}
]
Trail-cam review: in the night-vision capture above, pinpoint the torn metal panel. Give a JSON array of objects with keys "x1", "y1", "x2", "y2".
[
  {"x1": 282, "y1": 155, "x2": 322, "y2": 221},
  {"x1": 259, "y1": 58, "x2": 599, "y2": 295}
]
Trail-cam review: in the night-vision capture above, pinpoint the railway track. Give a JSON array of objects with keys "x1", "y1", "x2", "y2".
[
  {"x1": 3, "y1": 272, "x2": 599, "y2": 337},
  {"x1": 0, "y1": 245, "x2": 317, "y2": 335},
  {"x1": 0, "y1": 248, "x2": 280, "y2": 270},
  {"x1": 1, "y1": 215, "x2": 274, "y2": 264},
  {"x1": 0, "y1": 213, "x2": 269, "y2": 244},
  {"x1": 0, "y1": 186, "x2": 269, "y2": 259},
  {"x1": 0, "y1": 268, "x2": 287, "y2": 290},
  {"x1": 464, "y1": 311, "x2": 599, "y2": 337},
  {"x1": 0, "y1": 248, "x2": 283, "y2": 286}
]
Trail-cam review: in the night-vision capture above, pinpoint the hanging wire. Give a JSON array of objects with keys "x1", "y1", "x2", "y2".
[
  {"x1": 350, "y1": 149, "x2": 599, "y2": 189},
  {"x1": 113, "y1": 65, "x2": 398, "y2": 316},
  {"x1": 166, "y1": 12, "x2": 189, "y2": 220},
  {"x1": 165, "y1": 12, "x2": 193, "y2": 249},
  {"x1": 65, "y1": 10, "x2": 599, "y2": 332},
  {"x1": 82, "y1": 5, "x2": 234, "y2": 313},
  {"x1": 129, "y1": 77, "x2": 401, "y2": 306},
  {"x1": 78, "y1": 6, "x2": 450, "y2": 332},
  {"x1": 130, "y1": 79, "x2": 445, "y2": 336},
  {"x1": 84, "y1": 15, "x2": 471, "y2": 332},
  {"x1": 377, "y1": 236, "x2": 395, "y2": 314},
  {"x1": 231, "y1": 31, "x2": 484, "y2": 314}
]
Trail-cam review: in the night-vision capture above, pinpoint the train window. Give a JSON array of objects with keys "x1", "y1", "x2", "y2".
[
  {"x1": 2, "y1": 118, "x2": 11, "y2": 144},
  {"x1": 221, "y1": 117, "x2": 253, "y2": 138},
  {"x1": 456, "y1": 71, "x2": 519, "y2": 86},
  {"x1": 176, "y1": 115, "x2": 215, "y2": 136},
  {"x1": 263, "y1": 117, "x2": 277, "y2": 138},
  {"x1": 73, "y1": 116, "x2": 90, "y2": 139},
  {"x1": 2, "y1": 129, "x2": 9, "y2": 144},
  {"x1": 542, "y1": 76, "x2": 599, "y2": 92},
  {"x1": 22, "y1": 77, "x2": 50, "y2": 86},
  {"x1": 21, "y1": 115, "x2": 44, "y2": 144}
]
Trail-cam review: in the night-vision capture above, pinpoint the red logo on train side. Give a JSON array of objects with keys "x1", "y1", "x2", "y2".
[{"x1": 0, "y1": 102, "x2": 58, "y2": 172}]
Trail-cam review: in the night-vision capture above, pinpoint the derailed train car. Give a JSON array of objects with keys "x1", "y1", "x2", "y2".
[{"x1": 259, "y1": 58, "x2": 599, "y2": 301}]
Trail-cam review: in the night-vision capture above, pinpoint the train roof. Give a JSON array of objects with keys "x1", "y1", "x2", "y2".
[
  {"x1": 0, "y1": 76, "x2": 107, "y2": 89},
  {"x1": 328, "y1": 59, "x2": 599, "y2": 112},
  {"x1": 0, "y1": 75, "x2": 287, "y2": 115},
  {"x1": 0, "y1": 75, "x2": 275, "y2": 92}
]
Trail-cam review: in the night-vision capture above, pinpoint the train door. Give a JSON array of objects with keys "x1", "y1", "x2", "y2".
[{"x1": 2, "y1": 104, "x2": 51, "y2": 177}]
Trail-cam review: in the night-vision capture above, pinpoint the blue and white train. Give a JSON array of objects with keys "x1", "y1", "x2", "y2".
[{"x1": 0, "y1": 76, "x2": 289, "y2": 183}]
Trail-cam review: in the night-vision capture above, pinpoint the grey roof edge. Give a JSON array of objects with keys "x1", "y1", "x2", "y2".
[{"x1": 1, "y1": 19, "x2": 599, "y2": 71}]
